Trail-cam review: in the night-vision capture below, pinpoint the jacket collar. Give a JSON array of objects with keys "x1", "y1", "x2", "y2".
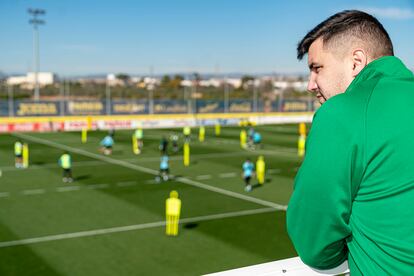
[{"x1": 348, "y1": 56, "x2": 413, "y2": 91}]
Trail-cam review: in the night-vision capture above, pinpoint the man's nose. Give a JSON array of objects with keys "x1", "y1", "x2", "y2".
[{"x1": 307, "y1": 75, "x2": 318, "y2": 93}]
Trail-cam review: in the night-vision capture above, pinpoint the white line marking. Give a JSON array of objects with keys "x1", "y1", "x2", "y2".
[
  {"x1": 56, "y1": 186, "x2": 81, "y2": 192},
  {"x1": 175, "y1": 177, "x2": 286, "y2": 210},
  {"x1": 86, "y1": 184, "x2": 109, "y2": 189},
  {"x1": 2, "y1": 181, "x2": 136, "y2": 198},
  {"x1": 0, "y1": 160, "x2": 106, "y2": 172},
  {"x1": 0, "y1": 152, "x2": 252, "y2": 172},
  {"x1": 13, "y1": 133, "x2": 159, "y2": 174},
  {"x1": 246, "y1": 147, "x2": 298, "y2": 157},
  {"x1": 116, "y1": 181, "x2": 137, "y2": 187},
  {"x1": 0, "y1": 147, "x2": 296, "y2": 172},
  {"x1": 0, "y1": 207, "x2": 276, "y2": 248},
  {"x1": 0, "y1": 152, "x2": 245, "y2": 171},
  {"x1": 22, "y1": 189, "x2": 45, "y2": 195},
  {"x1": 219, "y1": 172, "x2": 237, "y2": 178},
  {"x1": 196, "y1": 175, "x2": 212, "y2": 180},
  {"x1": 213, "y1": 139, "x2": 239, "y2": 145},
  {"x1": 14, "y1": 133, "x2": 287, "y2": 211}
]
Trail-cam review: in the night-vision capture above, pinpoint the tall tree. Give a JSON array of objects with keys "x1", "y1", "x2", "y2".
[
  {"x1": 161, "y1": 75, "x2": 171, "y2": 87},
  {"x1": 241, "y1": 75, "x2": 255, "y2": 90},
  {"x1": 116, "y1": 73, "x2": 130, "y2": 82}
]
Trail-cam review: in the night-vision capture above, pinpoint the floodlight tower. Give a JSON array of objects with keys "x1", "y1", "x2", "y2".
[{"x1": 28, "y1": 8, "x2": 46, "y2": 101}]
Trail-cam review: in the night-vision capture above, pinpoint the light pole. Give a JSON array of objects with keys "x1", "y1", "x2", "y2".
[
  {"x1": 59, "y1": 79, "x2": 65, "y2": 116},
  {"x1": 28, "y1": 8, "x2": 46, "y2": 101},
  {"x1": 7, "y1": 85, "x2": 14, "y2": 117},
  {"x1": 185, "y1": 74, "x2": 191, "y2": 114},
  {"x1": 253, "y1": 78, "x2": 258, "y2": 113},
  {"x1": 106, "y1": 80, "x2": 111, "y2": 115},
  {"x1": 224, "y1": 77, "x2": 229, "y2": 113},
  {"x1": 148, "y1": 66, "x2": 154, "y2": 114}
]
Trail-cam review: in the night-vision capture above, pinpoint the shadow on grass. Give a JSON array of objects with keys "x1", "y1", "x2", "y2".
[
  {"x1": 252, "y1": 183, "x2": 264, "y2": 190},
  {"x1": 184, "y1": 223, "x2": 199, "y2": 229},
  {"x1": 73, "y1": 174, "x2": 91, "y2": 181}
]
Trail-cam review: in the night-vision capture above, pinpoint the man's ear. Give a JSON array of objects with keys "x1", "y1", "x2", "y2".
[{"x1": 352, "y1": 49, "x2": 368, "y2": 77}]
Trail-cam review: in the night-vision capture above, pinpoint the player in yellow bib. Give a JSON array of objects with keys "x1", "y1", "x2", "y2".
[
  {"x1": 59, "y1": 152, "x2": 73, "y2": 183},
  {"x1": 14, "y1": 140, "x2": 23, "y2": 168},
  {"x1": 134, "y1": 128, "x2": 144, "y2": 151},
  {"x1": 183, "y1": 126, "x2": 191, "y2": 143}
]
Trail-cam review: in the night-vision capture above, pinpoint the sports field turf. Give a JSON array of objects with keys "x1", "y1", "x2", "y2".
[{"x1": 0, "y1": 124, "x2": 304, "y2": 275}]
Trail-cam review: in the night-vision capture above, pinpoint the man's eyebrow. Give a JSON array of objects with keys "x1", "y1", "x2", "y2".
[{"x1": 308, "y1": 62, "x2": 322, "y2": 70}]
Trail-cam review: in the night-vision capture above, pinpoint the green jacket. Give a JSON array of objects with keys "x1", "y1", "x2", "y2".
[{"x1": 287, "y1": 56, "x2": 414, "y2": 275}]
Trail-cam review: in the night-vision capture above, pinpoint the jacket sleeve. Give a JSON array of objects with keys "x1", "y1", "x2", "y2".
[{"x1": 287, "y1": 104, "x2": 358, "y2": 269}]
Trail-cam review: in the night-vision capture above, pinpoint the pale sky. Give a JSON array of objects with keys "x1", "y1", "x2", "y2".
[{"x1": 1, "y1": 0, "x2": 413, "y2": 76}]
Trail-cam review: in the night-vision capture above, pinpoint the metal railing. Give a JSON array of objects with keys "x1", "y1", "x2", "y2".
[
  {"x1": 0, "y1": 98, "x2": 317, "y2": 117},
  {"x1": 205, "y1": 256, "x2": 349, "y2": 276}
]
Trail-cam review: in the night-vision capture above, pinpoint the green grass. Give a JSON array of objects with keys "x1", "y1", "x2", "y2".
[{"x1": 0, "y1": 124, "x2": 307, "y2": 275}]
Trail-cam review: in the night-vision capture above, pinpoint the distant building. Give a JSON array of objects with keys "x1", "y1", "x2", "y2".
[
  {"x1": 291, "y1": 81, "x2": 307, "y2": 91},
  {"x1": 198, "y1": 78, "x2": 222, "y2": 88},
  {"x1": 7, "y1": 72, "x2": 56, "y2": 87},
  {"x1": 107, "y1": 73, "x2": 124, "y2": 86},
  {"x1": 6, "y1": 76, "x2": 27, "y2": 86},
  {"x1": 181, "y1": 78, "x2": 241, "y2": 88},
  {"x1": 225, "y1": 78, "x2": 242, "y2": 89},
  {"x1": 244, "y1": 79, "x2": 261, "y2": 89},
  {"x1": 142, "y1": 77, "x2": 159, "y2": 90},
  {"x1": 180, "y1": 80, "x2": 192, "y2": 87},
  {"x1": 130, "y1": 76, "x2": 141, "y2": 83},
  {"x1": 77, "y1": 78, "x2": 107, "y2": 85},
  {"x1": 273, "y1": 80, "x2": 307, "y2": 91}
]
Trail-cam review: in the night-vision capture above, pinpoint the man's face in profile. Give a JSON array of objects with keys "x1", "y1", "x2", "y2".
[{"x1": 306, "y1": 38, "x2": 354, "y2": 104}]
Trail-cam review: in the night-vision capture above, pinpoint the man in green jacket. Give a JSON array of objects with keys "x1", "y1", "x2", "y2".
[{"x1": 287, "y1": 10, "x2": 414, "y2": 275}]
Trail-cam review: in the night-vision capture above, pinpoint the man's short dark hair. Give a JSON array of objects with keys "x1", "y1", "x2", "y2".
[{"x1": 297, "y1": 10, "x2": 394, "y2": 60}]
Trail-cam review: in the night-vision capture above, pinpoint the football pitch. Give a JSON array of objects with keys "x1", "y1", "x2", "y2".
[{"x1": 0, "y1": 124, "x2": 303, "y2": 275}]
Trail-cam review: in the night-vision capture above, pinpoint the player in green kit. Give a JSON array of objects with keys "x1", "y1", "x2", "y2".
[
  {"x1": 134, "y1": 128, "x2": 144, "y2": 151},
  {"x1": 14, "y1": 140, "x2": 23, "y2": 168},
  {"x1": 58, "y1": 151, "x2": 73, "y2": 183}
]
